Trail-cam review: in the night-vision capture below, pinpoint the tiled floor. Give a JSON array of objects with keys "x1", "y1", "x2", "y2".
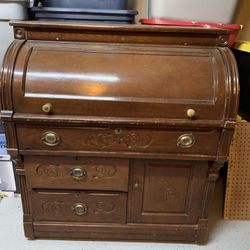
[{"x1": 0, "y1": 181, "x2": 250, "y2": 250}]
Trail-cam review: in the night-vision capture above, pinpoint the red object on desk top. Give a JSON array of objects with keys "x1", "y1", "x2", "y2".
[
  {"x1": 140, "y1": 18, "x2": 242, "y2": 30},
  {"x1": 140, "y1": 18, "x2": 242, "y2": 47}
]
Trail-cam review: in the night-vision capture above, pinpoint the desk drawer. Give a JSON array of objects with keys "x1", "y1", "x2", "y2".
[
  {"x1": 24, "y1": 156, "x2": 129, "y2": 192},
  {"x1": 30, "y1": 190, "x2": 127, "y2": 223},
  {"x1": 16, "y1": 125, "x2": 221, "y2": 156}
]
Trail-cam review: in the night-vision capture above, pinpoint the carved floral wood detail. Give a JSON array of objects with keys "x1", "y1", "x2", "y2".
[
  {"x1": 92, "y1": 165, "x2": 117, "y2": 179},
  {"x1": 157, "y1": 177, "x2": 177, "y2": 201},
  {"x1": 93, "y1": 201, "x2": 115, "y2": 214},
  {"x1": 85, "y1": 132, "x2": 152, "y2": 149},
  {"x1": 41, "y1": 200, "x2": 116, "y2": 215},
  {"x1": 36, "y1": 164, "x2": 62, "y2": 178},
  {"x1": 41, "y1": 201, "x2": 66, "y2": 214},
  {"x1": 35, "y1": 163, "x2": 118, "y2": 180}
]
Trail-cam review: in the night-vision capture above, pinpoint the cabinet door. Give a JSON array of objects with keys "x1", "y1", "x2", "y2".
[{"x1": 129, "y1": 160, "x2": 208, "y2": 224}]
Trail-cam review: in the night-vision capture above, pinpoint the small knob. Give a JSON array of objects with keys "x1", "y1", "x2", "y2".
[
  {"x1": 186, "y1": 109, "x2": 196, "y2": 118},
  {"x1": 133, "y1": 181, "x2": 140, "y2": 192},
  {"x1": 177, "y1": 134, "x2": 195, "y2": 148},
  {"x1": 69, "y1": 167, "x2": 87, "y2": 180},
  {"x1": 41, "y1": 131, "x2": 60, "y2": 147},
  {"x1": 42, "y1": 103, "x2": 52, "y2": 113},
  {"x1": 71, "y1": 203, "x2": 88, "y2": 216}
]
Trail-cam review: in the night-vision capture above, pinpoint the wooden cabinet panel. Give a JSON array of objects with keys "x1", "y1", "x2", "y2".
[
  {"x1": 24, "y1": 156, "x2": 129, "y2": 192},
  {"x1": 30, "y1": 190, "x2": 127, "y2": 223},
  {"x1": 129, "y1": 160, "x2": 208, "y2": 224}
]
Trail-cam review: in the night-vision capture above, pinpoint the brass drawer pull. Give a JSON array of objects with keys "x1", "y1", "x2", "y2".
[
  {"x1": 42, "y1": 103, "x2": 52, "y2": 113},
  {"x1": 177, "y1": 134, "x2": 196, "y2": 148},
  {"x1": 41, "y1": 131, "x2": 60, "y2": 147},
  {"x1": 69, "y1": 167, "x2": 87, "y2": 180},
  {"x1": 71, "y1": 203, "x2": 88, "y2": 216}
]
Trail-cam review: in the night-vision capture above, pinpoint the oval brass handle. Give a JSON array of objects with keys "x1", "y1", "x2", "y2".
[
  {"x1": 42, "y1": 103, "x2": 52, "y2": 113},
  {"x1": 71, "y1": 203, "x2": 88, "y2": 216},
  {"x1": 69, "y1": 167, "x2": 87, "y2": 180},
  {"x1": 177, "y1": 134, "x2": 196, "y2": 148},
  {"x1": 41, "y1": 131, "x2": 60, "y2": 147},
  {"x1": 186, "y1": 108, "x2": 196, "y2": 118}
]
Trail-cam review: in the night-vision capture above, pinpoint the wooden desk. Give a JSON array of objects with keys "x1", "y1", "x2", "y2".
[{"x1": 0, "y1": 21, "x2": 239, "y2": 244}]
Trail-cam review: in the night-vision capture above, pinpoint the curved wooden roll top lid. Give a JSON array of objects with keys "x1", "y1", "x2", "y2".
[{"x1": 1, "y1": 22, "x2": 239, "y2": 122}]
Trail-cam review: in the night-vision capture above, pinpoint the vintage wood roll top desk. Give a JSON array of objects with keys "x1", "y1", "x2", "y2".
[{"x1": 0, "y1": 21, "x2": 239, "y2": 244}]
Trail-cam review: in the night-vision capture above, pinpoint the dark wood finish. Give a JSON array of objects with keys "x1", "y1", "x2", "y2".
[
  {"x1": 30, "y1": 190, "x2": 127, "y2": 223},
  {"x1": 16, "y1": 125, "x2": 221, "y2": 156},
  {"x1": 0, "y1": 21, "x2": 239, "y2": 244},
  {"x1": 24, "y1": 156, "x2": 129, "y2": 191},
  {"x1": 129, "y1": 160, "x2": 208, "y2": 224},
  {"x1": 32, "y1": 222, "x2": 198, "y2": 242},
  {"x1": 0, "y1": 40, "x2": 25, "y2": 112},
  {"x1": 12, "y1": 40, "x2": 229, "y2": 120},
  {"x1": 10, "y1": 21, "x2": 232, "y2": 47}
]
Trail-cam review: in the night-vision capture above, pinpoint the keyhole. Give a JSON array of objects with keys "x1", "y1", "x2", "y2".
[{"x1": 115, "y1": 128, "x2": 123, "y2": 135}]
